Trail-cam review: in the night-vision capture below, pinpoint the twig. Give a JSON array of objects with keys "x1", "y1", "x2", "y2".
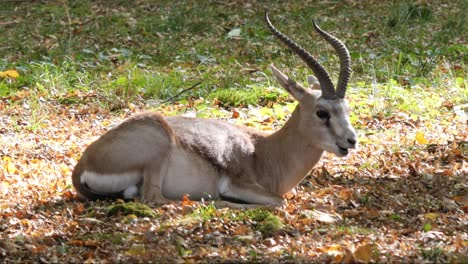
[
  {"x1": 162, "y1": 81, "x2": 202, "y2": 104},
  {"x1": 61, "y1": 0, "x2": 72, "y2": 53}
]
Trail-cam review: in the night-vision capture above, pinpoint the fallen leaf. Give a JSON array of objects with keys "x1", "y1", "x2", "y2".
[
  {"x1": 441, "y1": 100, "x2": 454, "y2": 110},
  {"x1": 84, "y1": 240, "x2": 99, "y2": 248},
  {"x1": 353, "y1": 243, "x2": 375, "y2": 263},
  {"x1": 32, "y1": 244, "x2": 48, "y2": 253},
  {"x1": 73, "y1": 203, "x2": 86, "y2": 215},
  {"x1": 231, "y1": 109, "x2": 240, "y2": 119},
  {"x1": 78, "y1": 218, "x2": 103, "y2": 225},
  {"x1": 366, "y1": 207, "x2": 380, "y2": 219},
  {"x1": 68, "y1": 240, "x2": 84, "y2": 247},
  {"x1": 0, "y1": 69, "x2": 19, "y2": 79},
  {"x1": 226, "y1": 28, "x2": 241, "y2": 39},
  {"x1": 423, "y1": 223, "x2": 432, "y2": 232},
  {"x1": 4, "y1": 157, "x2": 17, "y2": 174},
  {"x1": 181, "y1": 194, "x2": 195, "y2": 206},
  {"x1": 415, "y1": 131, "x2": 428, "y2": 144},
  {"x1": 309, "y1": 210, "x2": 341, "y2": 223},
  {"x1": 452, "y1": 195, "x2": 468, "y2": 206},
  {"x1": 323, "y1": 244, "x2": 344, "y2": 256},
  {"x1": 339, "y1": 188, "x2": 354, "y2": 201},
  {"x1": 424, "y1": 213, "x2": 439, "y2": 221},
  {"x1": 233, "y1": 224, "x2": 251, "y2": 235},
  {"x1": 125, "y1": 243, "x2": 145, "y2": 256}
]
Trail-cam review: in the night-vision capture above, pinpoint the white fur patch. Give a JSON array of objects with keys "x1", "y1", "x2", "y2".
[
  {"x1": 218, "y1": 175, "x2": 231, "y2": 197},
  {"x1": 81, "y1": 171, "x2": 141, "y2": 194},
  {"x1": 123, "y1": 185, "x2": 139, "y2": 199}
]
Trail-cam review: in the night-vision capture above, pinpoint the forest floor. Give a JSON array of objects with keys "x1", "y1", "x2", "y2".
[{"x1": 1, "y1": 0, "x2": 467, "y2": 263}]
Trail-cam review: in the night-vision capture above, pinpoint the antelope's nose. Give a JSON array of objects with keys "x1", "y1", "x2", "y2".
[{"x1": 347, "y1": 138, "x2": 357, "y2": 147}]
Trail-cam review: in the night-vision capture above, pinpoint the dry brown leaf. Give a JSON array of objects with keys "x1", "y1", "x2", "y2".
[
  {"x1": 366, "y1": 207, "x2": 380, "y2": 219},
  {"x1": 353, "y1": 243, "x2": 375, "y2": 263},
  {"x1": 233, "y1": 224, "x2": 251, "y2": 235},
  {"x1": 452, "y1": 195, "x2": 468, "y2": 206},
  {"x1": 339, "y1": 188, "x2": 354, "y2": 201},
  {"x1": 73, "y1": 203, "x2": 86, "y2": 215},
  {"x1": 181, "y1": 194, "x2": 196, "y2": 206},
  {"x1": 84, "y1": 240, "x2": 99, "y2": 248},
  {"x1": 231, "y1": 109, "x2": 240, "y2": 119},
  {"x1": 68, "y1": 240, "x2": 84, "y2": 247}
]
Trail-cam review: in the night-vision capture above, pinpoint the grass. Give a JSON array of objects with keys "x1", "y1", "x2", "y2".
[{"x1": 1, "y1": 0, "x2": 466, "y2": 114}]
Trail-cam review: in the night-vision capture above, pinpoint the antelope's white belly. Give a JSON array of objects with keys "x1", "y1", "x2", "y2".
[{"x1": 161, "y1": 147, "x2": 221, "y2": 200}]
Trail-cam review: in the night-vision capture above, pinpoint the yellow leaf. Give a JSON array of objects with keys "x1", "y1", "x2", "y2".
[
  {"x1": 424, "y1": 213, "x2": 439, "y2": 220},
  {"x1": 6, "y1": 159, "x2": 17, "y2": 174},
  {"x1": 324, "y1": 244, "x2": 343, "y2": 256},
  {"x1": 260, "y1": 125, "x2": 274, "y2": 131},
  {"x1": 0, "y1": 69, "x2": 20, "y2": 79},
  {"x1": 415, "y1": 131, "x2": 428, "y2": 144},
  {"x1": 125, "y1": 243, "x2": 145, "y2": 256},
  {"x1": 60, "y1": 163, "x2": 71, "y2": 175}
]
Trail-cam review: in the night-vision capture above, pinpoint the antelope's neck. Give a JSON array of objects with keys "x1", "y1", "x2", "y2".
[{"x1": 255, "y1": 106, "x2": 324, "y2": 195}]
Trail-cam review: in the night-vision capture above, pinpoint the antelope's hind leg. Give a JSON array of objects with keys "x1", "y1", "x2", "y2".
[{"x1": 141, "y1": 161, "x2": 170, "y2": 205}]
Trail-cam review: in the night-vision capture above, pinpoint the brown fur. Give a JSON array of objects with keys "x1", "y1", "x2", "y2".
[{"x1": 72, "y1": 112, "x2": 175, "y2": 199}]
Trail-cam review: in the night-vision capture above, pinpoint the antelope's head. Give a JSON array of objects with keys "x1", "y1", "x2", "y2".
[{"x1": 266, "y1": 12, "x2": 357, "y2": 157}]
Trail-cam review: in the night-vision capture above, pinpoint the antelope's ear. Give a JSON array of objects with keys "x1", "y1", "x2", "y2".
[
  {"x1": 271, "y1": 64, "x2": 308, "y2": 101},
  {"x1": 308, "y1": 75, "x2": 321, "y2": 90}
]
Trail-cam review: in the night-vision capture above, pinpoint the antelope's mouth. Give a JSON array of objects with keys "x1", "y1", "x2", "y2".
[{"x1": 337, "y1": 145, "x2": 349, "y2": 156}]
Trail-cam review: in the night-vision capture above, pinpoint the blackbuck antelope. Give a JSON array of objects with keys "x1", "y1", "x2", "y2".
[{"x1": 72, "y1": 12, "x2": 357, "y2": 208}]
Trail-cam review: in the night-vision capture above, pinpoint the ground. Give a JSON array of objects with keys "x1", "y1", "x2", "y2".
[{"x1": 0, "y1": 0, "x2": 467, "y2": 263}]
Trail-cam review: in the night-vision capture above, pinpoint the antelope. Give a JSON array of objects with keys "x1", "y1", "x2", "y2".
[{"x1": 72, "y1": 12, "x2": 357, "y2": 208}]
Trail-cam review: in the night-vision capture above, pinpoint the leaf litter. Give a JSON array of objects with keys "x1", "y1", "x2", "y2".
[
  {"x1": 0, "y1": 93, "x2": 466, "y2": 263},
  {"x1": 0, "y1": 1, "x2": 466, "y2": 262}
]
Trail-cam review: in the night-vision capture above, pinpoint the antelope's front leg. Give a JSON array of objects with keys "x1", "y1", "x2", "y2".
[{"x1": 218, "y1": 176, "x2": 284, "y2": 207}]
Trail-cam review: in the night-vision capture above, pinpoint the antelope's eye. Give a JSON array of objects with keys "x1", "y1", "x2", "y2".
[{"x1": 316, "y1": 110, "x2": 330, "y2": 120}]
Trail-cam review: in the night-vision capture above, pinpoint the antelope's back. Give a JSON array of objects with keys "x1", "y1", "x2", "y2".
[{"x1": 167, "y1": 116, "x2": 260, "y2": 173}]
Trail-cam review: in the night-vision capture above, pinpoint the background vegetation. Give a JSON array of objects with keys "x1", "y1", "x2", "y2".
[{"x1": 0, "y1": 0, "x2": 466, "y2": 262}]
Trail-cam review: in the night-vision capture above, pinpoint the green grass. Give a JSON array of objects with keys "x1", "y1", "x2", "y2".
[
  {"x1": 189, "y1": 202, "x2": 217, "y2": 222},
  {"x1": 421, "y1": 246, "x2": 445, "y2": 261},
  {"x1": 0, "y1": 0, "x2": 466, "y2": 115}
]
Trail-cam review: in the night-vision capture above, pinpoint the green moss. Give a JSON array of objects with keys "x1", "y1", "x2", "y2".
[
  {"x1": 106, "y1": 202, "x2": 156, "y2": 218},
  {"x1": 245, "y1": 208, "x2": 272, "y2": 222},
  {"x1": 256, "y1": 214, "x2": 284, "y2": 236},
  {"x1": 235, "y1": 208, "x2": 285, "y2": 236}
]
